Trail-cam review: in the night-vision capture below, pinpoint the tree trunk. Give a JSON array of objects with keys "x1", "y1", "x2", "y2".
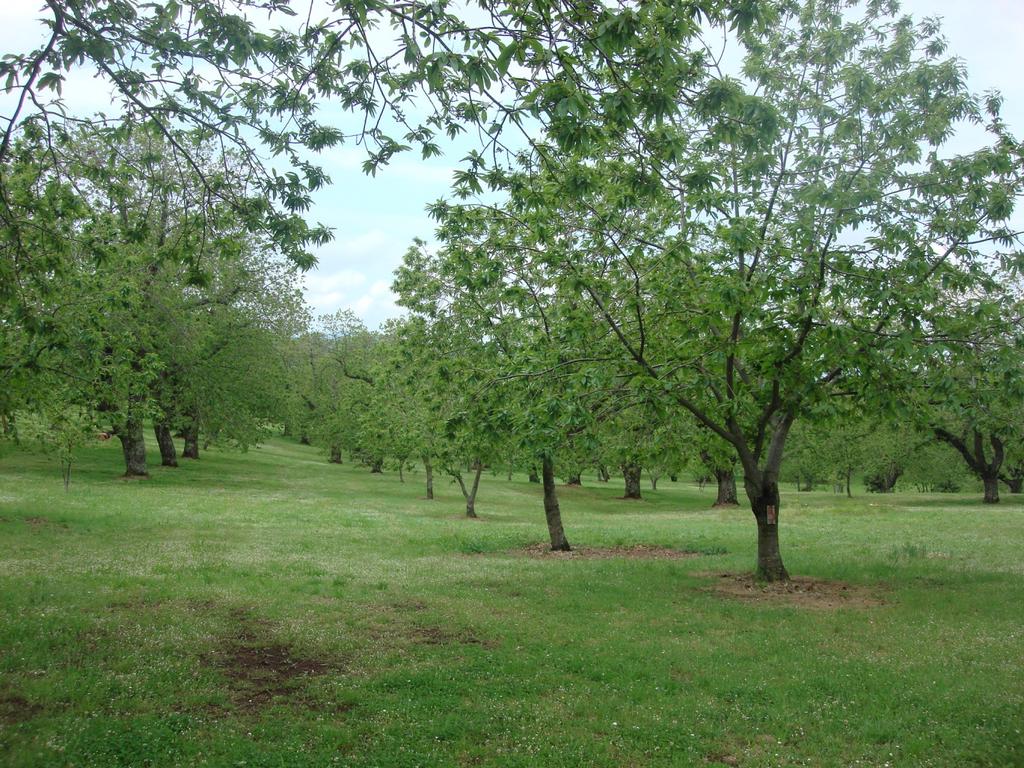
[
  {"x1": 983, "y1": 475, "x2": 1000, "y2": 504},
  {"x1": 154, "y1": 422, "x2": 178, "y2": 468},
  {"x1": 398, "y1": 463, "x2": 404, "y2": 483},
  {"x1": 542, "y1": 455, "x2": 571, "y2": 551},
  {"x1": 466, "y1": 462, "x2": 483, "y2": 517},
  {"x1": 565, "y1": 473, "x2": 581, "y2": 486},
  {"x1": 713, "y1": 468, "x2": 738, "y2": 507},
  {"x1": 528, "y1": 466, "x2": 540, "y2": 484},
  {"x1": 457, "y1": 462, "x2": 483, "y2": 518},
  {"x1": 118, "y1": 419, "x2": 148, "y2": 477},
  {"x1": 934, "y1": 428, "x2": 1005, "y2": 505},
  {"x1": 846, "y1": 468, "x2": 852, "y2": 497},
  {"x1": 1006, "y1": 477, "x2": 1023, "y2": 494},
  {"x1": 623, "y1": 464, "x2": 642, "y2": 499},
  {"x1": 424, "y1": 456, "x2": 434, "y2": 499},
  {"x1": 650, "y1": 474, "x2": 658, "y2": 491},
  {"x1": 182, "y1": 425, "x2": 199, "y2": 459},
  {"x1": 329, "y1": 444, "x2": 342, "y2": 464},
  {"x1": 746, "y1": 477, "x2": 788, "y2": 581},
  {"x1": 369, "y1": 457, "x2": 383, "y2": 473},
  {"x1": 299, "y1": 433, "x2": 311, "y2": 446},
  {"x1": 598, "y1": 465, "x2": 610, "y2": 482}
]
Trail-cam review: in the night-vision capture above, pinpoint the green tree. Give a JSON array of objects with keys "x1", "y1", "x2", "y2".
[
  {"x1": 922, "y1": 318, "x2": 1024, "y2": 503},
  {"x1": 420, "y1": 1, "x2": 1024, "y2": 579}
]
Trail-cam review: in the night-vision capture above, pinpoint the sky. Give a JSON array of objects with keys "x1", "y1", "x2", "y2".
[{"x1": 2, "y1": 0, "x2": 1023, "y2": 328}]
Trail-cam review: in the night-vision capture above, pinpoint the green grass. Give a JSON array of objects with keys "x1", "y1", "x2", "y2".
[{"x1": 1, "y1": 437, "x2": 1022, "y2": 767}]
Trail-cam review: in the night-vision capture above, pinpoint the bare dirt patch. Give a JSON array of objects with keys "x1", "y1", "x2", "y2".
[
  {"x1": 204, "y1": 609, "x2": 341, "y2": 714},
  {"x1": 0, "y1": 694, "x2": 42, "y2": 725},
  {"x1": 24, "y1": 516, "x2": 68, "y2": 529},
  {"x1": 368, "y1": 601, "x2": 497, "y2": 649},
  {"x1": 407, "y1": 625, "x2": 494, "y2": 648},
  {"x1": 699, "y1": 572, "x2": 885, "y2": 609},
  {"x1": 389, "y1": 599, "x2": 428, "y2": 612},
  {"x1": 519, "y1": 543, "x2": 704, "y2": 560}
]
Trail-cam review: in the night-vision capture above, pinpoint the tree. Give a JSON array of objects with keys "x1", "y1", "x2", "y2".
[
  {"x1": 421, "y1": 1, "x2": 1024, "y2": 579},
  {"x1": 922, "y1": 318, "x2": 1024, "y2": 503},
  {"x1": 2, "y1": 125, "x2": 305, "y2": 477},
  {"x1": 698, "y1": 432, "x2": 740, "y2": 507},
  {"x1": 291, "y1": 311, "x2": 379, "y2": 469},
  {"x1": 3, "y1": 0, "x2": 746, "y2": 376},
  {"x1": 395, "y1": 239, "x2": 592, "y2": 547}
]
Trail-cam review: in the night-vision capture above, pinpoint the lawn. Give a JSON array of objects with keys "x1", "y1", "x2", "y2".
[{"x1": 1, "y1": 437, "x2": 1022, "y2": 767}]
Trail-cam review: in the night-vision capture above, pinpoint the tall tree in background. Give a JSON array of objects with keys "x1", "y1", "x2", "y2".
[
  {"x1": 919, "y1": 295, "x2": 1024, "y2": 503},
  {"x1": 1, "y1": 126, "x2": 304, "y2": 476}
]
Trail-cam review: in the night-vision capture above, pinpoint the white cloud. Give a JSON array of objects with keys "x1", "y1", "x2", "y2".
[
  {"x1": 303, "y1": 269, "x2": 366, "y2": 293},
  {"x1": 344, "y1": 280, "x2": 404, "y2": 327}
]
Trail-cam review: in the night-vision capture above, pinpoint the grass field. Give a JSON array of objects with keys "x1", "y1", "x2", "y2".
[{"x1": 1, "y1": 437, "x2": 1022, "y2": 767}]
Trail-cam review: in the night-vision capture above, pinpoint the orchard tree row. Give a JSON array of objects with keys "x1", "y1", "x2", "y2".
[
  {"x1": 3, "y1": 0, "x2": 1023, "y2": 581},
  {"x1": 283, "y1": 309, "x2": 1024, "y2": 506}
]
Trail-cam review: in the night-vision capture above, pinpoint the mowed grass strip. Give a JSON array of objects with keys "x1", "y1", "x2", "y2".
[{"x1": 1, "y1": 437, "x2": 1022, "y2": 767}]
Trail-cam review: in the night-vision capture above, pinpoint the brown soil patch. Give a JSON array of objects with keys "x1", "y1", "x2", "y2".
[
  {"x1": 389, "y1": 599, "x2": 427, "y2": 612},
  {"x1": 24, "y1": 516, "x2": 68, "y2": 529},
  {"x1": 408, "y1": 625, "x2": 494, "y2": 648},
  {"x1": 367, "y1": 601, "x2": 497, "y2": 649},
  {"x1": 0, "y1": 694, "x2": 42, "y2": 725},
  {"x1": 204, "y1": 609, "x2": 340, "y2": 713},
  {"x1": 699, "y1": 572, "x2": 885, "y2": 609},
  {"x1": 520, "y1": 543, "x2": 703, "y2": 560}
]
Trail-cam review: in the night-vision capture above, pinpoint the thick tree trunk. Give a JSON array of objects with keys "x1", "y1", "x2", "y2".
[
  {"x1": 528, "y1": 466, "x2": 540, "y2": 484},
  {"x1": 713, "y1": 468, "x2": 738, "y2": 507},
  {"x1": 329, "y1": 444, "x2": 342, "y2": 464},
  {"x1": 623, "y1": 464, "x2": 642, "y2": 499},
  {"x1": 541, "y1": 456, "x2": 571, "y2": 551},
  {"x1": 154, "y1": 422, "x2": 178, "y2": 467},
  {"x1": 745, "y1": 477, "x2": 788, "y2": 582},
  {"x1": 369, "y1": 457, "x2": 383, "y2": 473},
  {"x1": 565, "y1": 473, "x2": 581, "y2": 486},
  {"x1": 935, "y1": 428, "x2": 1005, "y2": 504},
  {"x1": 182, "y1": 425, "x2": 199, "y2": 459},
  {"x1": 424, "y1": 456, "x2": 434, "y2": 499},
  {"x1": 983, "y1": 475, "x2": 1000, "y2": 504},
  {"x1": 866, "y1": 466, "x2": 900, "y2": 492},
  {"x1": 118, "y1": 419, "x2": 148, "y2": 477}
]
